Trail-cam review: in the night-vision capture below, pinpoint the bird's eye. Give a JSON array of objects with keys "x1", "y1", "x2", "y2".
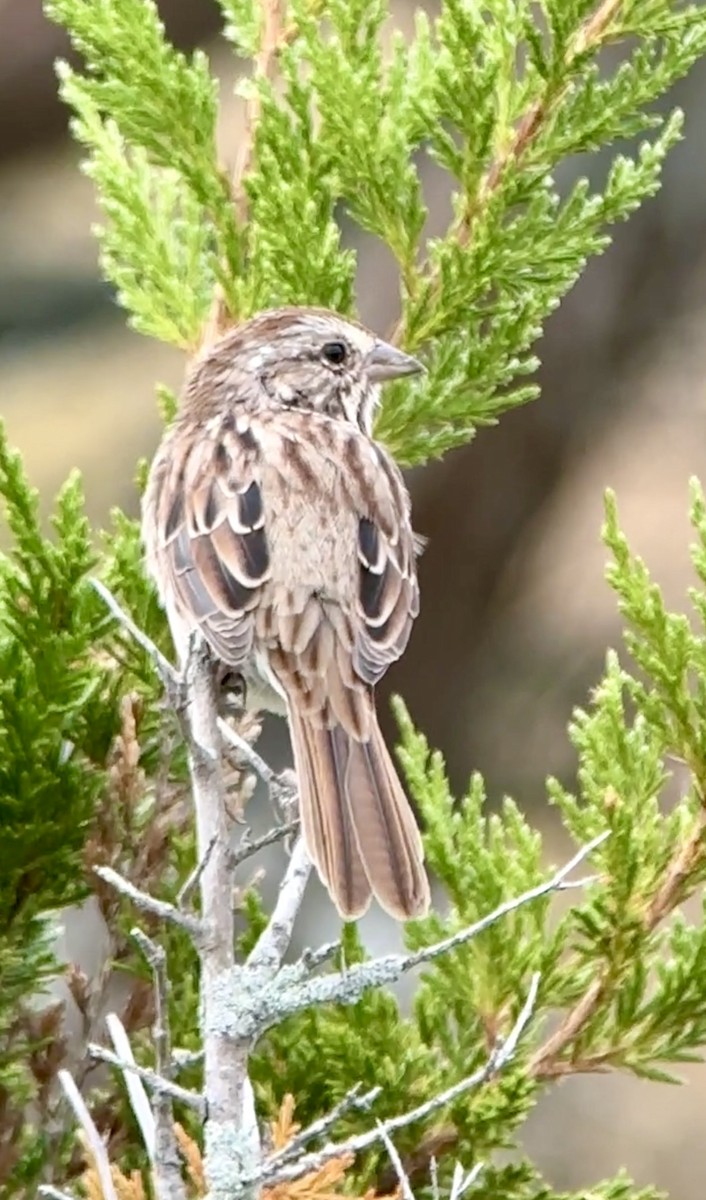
[{"x1": 322, "y1": 341, "x2": 347, "y2": 366}]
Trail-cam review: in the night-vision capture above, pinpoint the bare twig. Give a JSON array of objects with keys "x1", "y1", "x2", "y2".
[
  {"x1": 260, "y1": 975, "x2": 540, "y2": 1185},
  {"x1": 430, "y1": 1155, "x2": 440, "y2": 1200},
  {"x1": 299, "y1": 940, "x2": 341, "y2": 972},
  {"x1": 131, "y1": 930, "x2": 189, "y2": 1200},
  {"x1": 247, "y1": 835, "x2": 312, "y2": 972},
  {"x1": 230, "y1": 833, "x2": 604, "y2": 1029},
  {"x1": 377, "y1": 1125, "x2": 415, "y2": 1200},
  {"x1": 39, "y1": 1187, "x2": 79, "y2": 1200},
  {"x1": 93, "y1": 864, "x2": 202, "y2": 939},
  {"x1": 173, "y1": 1047, "x2": 205, "y2": 1071},
  {"x1": 178, "y1": 835, "x2": 217, "y2": 910},
  {"x1": 232, "y1": 819, "x2": 300, "y2": 867},
  {"x1": 92, "y1": 578, "x2": 174, "y2": 687},
  {"x1": 405, "y1": 833, "x2": 608, "y2": 973},
  {"x1": 88, "y1": 1041, "x2": 205, "y2": 1115},
  {"x1": 449, "y1": 1161, "x2": 484, "y2": 1200},
  {"x1": 57, "y1": 1069, "x2": 118, "y2": 1200},
  {"x1": 270, "y1": 1083, "x2": 382, "y2": 1166}
]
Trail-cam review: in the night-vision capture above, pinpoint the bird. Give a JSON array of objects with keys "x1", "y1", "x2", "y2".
[{"x1": 142, "y1": 306, "x2": 431, "y2": 920}]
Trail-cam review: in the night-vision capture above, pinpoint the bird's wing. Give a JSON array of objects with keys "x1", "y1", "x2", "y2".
[
  {"x1": 346, "y1": 434, "x2": 420, "y2": 687},
  {"x1": 144, "y1": 415, "x2": 270, "y2": 668}
]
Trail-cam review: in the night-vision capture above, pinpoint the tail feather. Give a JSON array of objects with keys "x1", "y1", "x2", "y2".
[
  {"x1": 288, "y1": 706, "x2": 430, "y2": 921},
  {"x1": 289, "y1": 708, "x2": 372, "y2": 918}
]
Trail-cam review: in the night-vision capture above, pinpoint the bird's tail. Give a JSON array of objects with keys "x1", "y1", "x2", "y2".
[{"x1": 287, "y1": 705, "x2": 430, "y2": 920}]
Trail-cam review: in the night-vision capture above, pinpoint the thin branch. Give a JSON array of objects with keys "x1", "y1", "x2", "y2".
[
  {"x1": 405, "y1": 833, "x2": 608, "y2": 973},
  {"x1": 218, "y1": 718, "x2": 279, "y2": 786},
  {"x1": 173, "y1": 1047, "x2": 205, "y2": 1071},
  {"x1": 270, "y1": 1084, "x2": 382, "y2": 1166},
  {"x1": 88, "y1": 1042, "x2": 205, "y2": 1115},
  {"x1": 232, "y1": 819, "x2": 300, "y2": 867},
  {"x1": 247, "y1": 835, "x2": 312, "y2": 972},
  {"x1": 449, "y1": 1161, "x2": 484, "y2": 1200},
  {"x1": 178, "y1": 835, "x2": 217, "y2": 910},
  {"x1": 298, "y1": 939, "x2": 341, "y2": 972},
  {"x1": 645, "y1": 803, "x2": 706, "y2": 927},
  {"x1": 260, "y1": 974, "x2": 540, "y2": 1185},
  {"x1": 131, "y1": 930, "x2": 189, "y2": 1200},
  {"x1": 39, "y1": 1188, "x2": 79, "y2": 1200},
  {"x1": 92, "y1": 578, "x2": 174, "y2": 686},
  {"x1": 185, "y1": 635, "x2": 261, "y2": 1195},
  {"x1": 93, "y1": 864, "x2": 202, "y2": 939},
  {"x1": 430, "y1": 1155, "x2": 440, "y2": 1200},
  {"x1": 57, "y1": 1069, "x2": 118, "y2": 1200},
  {"x1": 377, "y1": 1125, "x2": 415, "y2": 1200}
]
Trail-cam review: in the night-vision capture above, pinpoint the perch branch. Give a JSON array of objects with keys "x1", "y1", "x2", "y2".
[{"x1": 184, "y1": 635, "x2": 261, "y2": 1197}]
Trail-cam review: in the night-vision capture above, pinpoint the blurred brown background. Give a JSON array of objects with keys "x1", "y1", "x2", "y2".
[{"x1": 4, "y1": 0, "x2": 706, "y2": 1193}]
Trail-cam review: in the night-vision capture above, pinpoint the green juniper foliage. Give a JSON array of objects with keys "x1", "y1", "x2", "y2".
[{"x1": 1, "y1": 0, "x2": 706, "y2": 1195}]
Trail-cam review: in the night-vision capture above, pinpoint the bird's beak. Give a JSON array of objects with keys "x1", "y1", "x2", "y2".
[{"x1": 367, "y1": 339, "x2": 424, "y2": 383}]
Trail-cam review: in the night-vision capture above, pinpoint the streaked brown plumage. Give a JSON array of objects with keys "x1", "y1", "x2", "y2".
[{"x1": 142, "y1": 306, "x2": 430, "y2": 920}]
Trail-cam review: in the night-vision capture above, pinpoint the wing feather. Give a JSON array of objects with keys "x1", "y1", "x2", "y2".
[{"x1": 144, "y1": 416, "x2": 269, "y2": 668}]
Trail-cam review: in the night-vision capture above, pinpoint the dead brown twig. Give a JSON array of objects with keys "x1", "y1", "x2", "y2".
[{"x1": 203, "y1": 0, "x2": 289, "y2": 346}]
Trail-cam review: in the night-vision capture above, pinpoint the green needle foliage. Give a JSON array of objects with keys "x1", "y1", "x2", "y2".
[{"x1": 2, "y1": 0, "x2": 706, "y2": 1196}]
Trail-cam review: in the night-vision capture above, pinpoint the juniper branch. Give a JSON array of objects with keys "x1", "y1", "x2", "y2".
[
  {"x1": 530, "y1": 804, "x2": 706, "y2": 1080},
  {"x1": 259, "y1": 974, "x2": 540, "y2": 1185}
]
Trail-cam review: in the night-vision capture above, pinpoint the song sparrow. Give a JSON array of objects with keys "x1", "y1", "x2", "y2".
[{"x1": 142, "y1": 306, "x2": 430, "y2": 920}]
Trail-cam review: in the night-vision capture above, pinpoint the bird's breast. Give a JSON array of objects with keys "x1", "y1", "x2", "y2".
[{"x1": 257, "y1": 421, "x2": 359, "y2": 599}]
